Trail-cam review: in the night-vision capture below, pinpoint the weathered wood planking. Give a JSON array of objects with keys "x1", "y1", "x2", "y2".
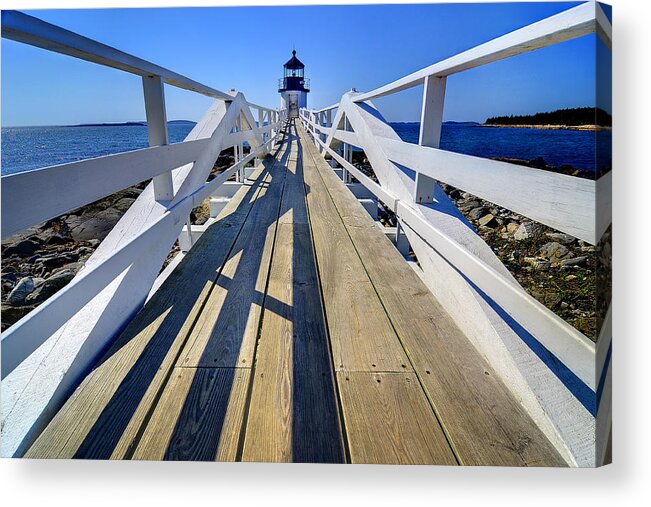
[
  {"x1": 301, "y1": 137, "x2": 410, "y2": 373},
  {"x1": 177, "y1": 143, "x2": 290, "y2": 368},
  {"x1": 132, "y1": 368, "x2": 251, "y2": 461},
  {"x1": 300, "y1": 125, "x2": 457, "y2": 464},
  {"x1": 242, "y1": 223, "x2": 343, "y2": 463},
  {"x1": 341, "y1": 224, "x2": 566, "y2": 466},
  {"x1": 132, "y1": 129, "x2": 296, "y2": 460},
  {"x1": 337, "y1": 372, "x2": 456, "y2": 465},
  {"x1": 242, "y1": 125, "x2": 344, "y2": 462},
  {"x1": 301, "y1": 123, "x2": 566, "y2": 467},
  {"x1": 24, "y1": 164, "x2": 270, "y2": 459}
]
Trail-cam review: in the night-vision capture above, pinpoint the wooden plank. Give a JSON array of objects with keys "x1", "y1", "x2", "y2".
[
  {"x1": 330, "y1": 98, "x2": 596, "y2": 391},
  {"x1": 344, "y1": 224, "x2": 567, "y2": 467},
  {"x1": 3, "y1": 98, "x2": 248, "y2": 458},
  {"x1": 242, "y1": 224, "x2": 344, "y2": 463},
  {"x1": 299, "y1": 124, "x2": 459, "y2": 464},
  {"x1": 337, "y1": 372, "x2": 457, "y2": 465},
  {"x1": 132, "y1": 368, "x2": 251, "y2": 461},
  {"x1": 301, "y1": 123, "x2": 565, "y2": 466},
  {"x1": 24, "y1": 165, "x2": 269, "y2": 459},
  {"x1": 278, "y1": 128, "x2": 308, "y2": 226},
  {"x1": 242, "y1": 122, "x2": 342, "y2": 464},
  {"x1": 178, "y1": 145, "x2": 288, "y2": 368},
  {"x1": 302, "y1": 141, "x2": 409, "y2": 373},
  {"x1": 2, "y1": 130, "x2": 275, "y2": 380}
]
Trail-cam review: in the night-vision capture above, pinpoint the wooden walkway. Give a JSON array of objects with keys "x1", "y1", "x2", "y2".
[{"x1": 25, "y1": 121, "x2": 565, "y2": 465}]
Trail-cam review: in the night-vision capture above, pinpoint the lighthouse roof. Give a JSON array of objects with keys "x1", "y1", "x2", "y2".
[{"x1": 284, "y1": 50, "x2": 304, "y2": 69}]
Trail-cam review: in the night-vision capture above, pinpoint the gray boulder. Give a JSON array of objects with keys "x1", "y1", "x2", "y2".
[
  {"x1": 68, "y1": 208, "x2": 123, "y2": 241},
  {"x1": 468, "y1": 207, "x2": 489, "y2": 220},
  {"x1": 539, "y1": 241, "x2": 570, "y2": 260},
  {"x1": 545, "y1": 232, "x2": 576, "y2": 245},
  {"x1": 7, "y1": 276, "x2": 44, "y2": 305},
  {"x1": 112, "y1": 197, "x2": 136, "y2": 213},
  {"x1": 514, "y1": 222, "x2": 540, "y2": 241},
  {"x1": 4, "y1": 239, "x2": 39, "y2": 258},
  {"x1": 26, "y1": 270, "x2": 76, "y2": 305}
]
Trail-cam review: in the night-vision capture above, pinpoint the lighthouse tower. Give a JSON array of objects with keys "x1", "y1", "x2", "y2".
[{"x1": 278, "y1": 50, "x2": 310, "y2": 118}]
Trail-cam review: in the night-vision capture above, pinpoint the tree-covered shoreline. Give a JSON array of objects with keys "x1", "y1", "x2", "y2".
[{"x1": 485, "y1": 107, "x2": 612, "y2": 127}]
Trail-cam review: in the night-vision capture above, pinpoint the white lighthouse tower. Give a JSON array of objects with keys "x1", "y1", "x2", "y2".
[{"x1": 278, "y1": 50, "x2": 310, "y2": 118}]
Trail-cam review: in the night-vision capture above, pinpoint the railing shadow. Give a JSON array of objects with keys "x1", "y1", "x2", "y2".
[{"x1": 60, "y1": 121, "x2": 343, "y2": 462}]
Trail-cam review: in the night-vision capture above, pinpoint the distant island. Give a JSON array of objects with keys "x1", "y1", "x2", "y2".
[
  {"x1": 69, "y1": 120, "x2": 196, "y2": 128},
  {"x1": 484, "y1": 107, "x2": 611, "y2": 131},
  {"x1": 443, "y1": 121, "x2": 481, "y2": 126},
  {"x1": 389, "y1": 121, "x2": 480, "y2": 126}
]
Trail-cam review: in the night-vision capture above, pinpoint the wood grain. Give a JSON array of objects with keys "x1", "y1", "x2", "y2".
[
  {"x1": 25, "y1": 163, "x2": 269, "y2": 459},
  {"x1": 242, "y1": 223, "x2": 343, "y2": 463},
  {"x1": 301, "y1": 123, "x2": 566, "y2": 467},
  {"x1": 178, "y1": 146, "x2": 288, "y2": 368},
  {"x1": 242, "y1": 125, "x2": 343, "y2": 463},
  {"x1": 301, "y1": 132, "x2": 410, "y2": 373},
  {"x1": 132, "y1": 368, "x2": 251, "y2": 461},
  {"x1": 337, "y1": 372, "x2": 457, "y2": 465}
]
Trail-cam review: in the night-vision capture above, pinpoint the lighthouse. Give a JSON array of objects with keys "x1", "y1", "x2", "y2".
[{"x1": 278, "y1": 50, "x2": 310, "y2": 118}]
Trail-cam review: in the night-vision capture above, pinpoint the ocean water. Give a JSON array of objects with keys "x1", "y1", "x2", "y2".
[
  {"x1": 391, "y1": 122, "x2": 611, "y2": 176},
  {"x1": 1, "y1": 122, "x2": 610, "y2": 177},
  {"x1": 1, "y1": 123, "x2": 195, "y2": 176}
]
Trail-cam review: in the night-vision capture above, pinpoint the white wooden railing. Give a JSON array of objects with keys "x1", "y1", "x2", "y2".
[
  {"x1": 300, "y1": 2, "x2": 612, "y2": 466},
  {"x1": 0, "y1": 11, "x2": 285, "y2": 456}
]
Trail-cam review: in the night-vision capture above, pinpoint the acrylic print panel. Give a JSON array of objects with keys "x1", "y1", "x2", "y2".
[{"x1": 0, "y1": 2, "x2": 611, "y2": 467}]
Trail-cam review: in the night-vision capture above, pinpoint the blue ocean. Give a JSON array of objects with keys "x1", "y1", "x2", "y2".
[{"x1": 1, "y1": 122, "x2": 611, "y2": 177}]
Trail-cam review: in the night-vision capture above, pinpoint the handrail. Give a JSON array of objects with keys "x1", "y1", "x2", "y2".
[
  {"x1": 2, "y1": 11, "x2": 234, "y2": 102},
  {"x1": 309, "y1": 2, "x2": 611, "y2": 112},
  {"x1": 304, "y1": 121, "x2": 595, "y2": 388},
  {"x1": 298, "y1": 2, "x2": 611, "y2": 395},
  {"x1": 1, "y1": 133, "x2": 283, "y2": 378},
  {"x1": 353, "y1": 2, "x2": 607, "y2": 103},
  {"x1": 1, "y1": 139, "x2": 209, "y2": 239},
  {"x1": 1, "y1": 10, "x2": 277, "y2": 113},
  {"x1": 1, "y1": 12, "x2": 286, "y2": 377}
]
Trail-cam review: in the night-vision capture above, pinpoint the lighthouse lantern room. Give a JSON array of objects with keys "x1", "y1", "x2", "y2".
[{"x1": 278, "y1": 50, "x2": 310, "y2": 118}]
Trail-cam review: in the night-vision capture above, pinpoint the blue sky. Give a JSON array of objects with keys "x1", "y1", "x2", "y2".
[{"x1": 1, "y1": 2, "x2": 611, "y2": 126}]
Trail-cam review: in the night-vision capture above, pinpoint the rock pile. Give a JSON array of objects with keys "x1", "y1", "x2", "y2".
[{"x1": 440, "y1": 183, "x2": 600, "y2": 339}]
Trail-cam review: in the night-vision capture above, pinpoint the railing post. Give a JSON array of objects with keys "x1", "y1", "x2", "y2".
[
  {"x1": 342, "y1": 116, "x2": 352, "y2": 183},
  {"x1": 234, "y1": 114, "x2": 242, "y2": 182},
  {"x1": 419, "y1": 75, "x2": 446, "y2": 148},
  {"x1": 414, "y1": 75, "x2": 447, "y2": 204},
  {"x1": 143, "y1": 75, "x2": 174, "y2": 201}
]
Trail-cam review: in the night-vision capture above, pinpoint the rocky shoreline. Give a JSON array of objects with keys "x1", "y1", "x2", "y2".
[
  {"x1": 1, "y1": 148, "x2": 610, "y2": 340},
  {"x1": 1, "y1": 150, "x2": 238, "y2": 331}
]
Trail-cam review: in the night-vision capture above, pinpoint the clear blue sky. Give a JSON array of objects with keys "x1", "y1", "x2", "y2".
[{"x1": 1, "y1": 2, "x2": 611, "y2": 126}]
